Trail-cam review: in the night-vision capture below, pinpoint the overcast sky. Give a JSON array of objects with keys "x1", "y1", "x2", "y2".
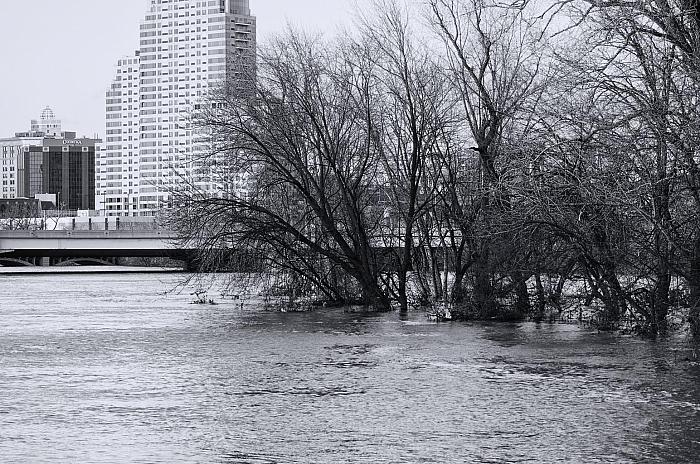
[{"x1": 0, "y1": 0, "x2": 366, "y2": 138}]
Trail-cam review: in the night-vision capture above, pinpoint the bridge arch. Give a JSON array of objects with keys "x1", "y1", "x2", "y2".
[
  {"x1": 55, "y1": 257, "x2": 117, "y2": 267},
  {"x1": 0, "y1": 257, "x2": 35, "y2": 267}
]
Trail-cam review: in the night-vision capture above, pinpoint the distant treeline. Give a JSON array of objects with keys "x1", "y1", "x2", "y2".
[{"x1": 168, "y1": 0, "x2": 700, "y2": 337}]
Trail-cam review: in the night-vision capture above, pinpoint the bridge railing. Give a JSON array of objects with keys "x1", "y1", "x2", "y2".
[
  {"x1": 0, "y1": 229, "x2": 178, "y2": 239},
  {"x1": 47, "y1": 216, "x2": 162, "y2": 232}
]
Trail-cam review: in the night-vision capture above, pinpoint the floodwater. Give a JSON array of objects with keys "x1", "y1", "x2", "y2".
[{"x1": 1, "y1": 273, "x2": 699, "y2": 463}]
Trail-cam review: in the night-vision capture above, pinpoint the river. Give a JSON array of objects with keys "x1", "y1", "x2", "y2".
[{"x1": 1, "y1": 272, "x2": 699, "y2": 463}]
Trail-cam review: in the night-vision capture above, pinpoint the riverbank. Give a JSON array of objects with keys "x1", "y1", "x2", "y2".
[{"x1": 0, "y1": 265, "x2": 184, "y2": 275}]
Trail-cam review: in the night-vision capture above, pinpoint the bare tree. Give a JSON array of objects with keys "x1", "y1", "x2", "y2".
[
  {"x1": 428, "y1": 0, "x2": 551, "y2": 317},
  {"x1": 543, "y1": 0, "x2": 700, "y2": 337},
  {"x1": 0, "y1": 200, "x2": 43, "y2": 231},
  {"x1": 168, "y1": 0, "x2": 700, "y2": 336},
  {"x1": 170, "y1": 30, "x2": 395, "y2": 308},
  {"x1": 355, "y1": 0, "x2": 457, "y2": 312}
]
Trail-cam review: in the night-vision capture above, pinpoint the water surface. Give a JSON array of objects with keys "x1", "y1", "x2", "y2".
[{"x1": 1, "y1": 273, "x2": 699, "y2": 463}]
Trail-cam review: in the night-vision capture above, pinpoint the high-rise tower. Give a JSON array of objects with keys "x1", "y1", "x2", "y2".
[{"x1": 97, "y1": 0, "x2": 256, "y2": 216}]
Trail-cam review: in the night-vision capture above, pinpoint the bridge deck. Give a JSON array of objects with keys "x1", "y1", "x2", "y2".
[{"x1": 0, "y1": 230, "x2": 185, "y2": 258}]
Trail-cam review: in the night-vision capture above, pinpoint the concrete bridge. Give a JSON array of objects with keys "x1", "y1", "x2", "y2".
[
  {"x1": 0, "y1": 228, "x2": 430, "y2": 269},
  {"x1": 0, "y1": 230, "x2": 191, "y2": 267}
]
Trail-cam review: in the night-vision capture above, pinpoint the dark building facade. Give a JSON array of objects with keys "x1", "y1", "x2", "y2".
[{"x1": 18, "y1": 136, "x2": 96, "y2": 211}]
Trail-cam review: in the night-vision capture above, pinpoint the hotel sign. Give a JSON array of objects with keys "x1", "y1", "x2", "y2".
[{"x1": 63, "y1": 140, "x2": 83, "y2": 145}]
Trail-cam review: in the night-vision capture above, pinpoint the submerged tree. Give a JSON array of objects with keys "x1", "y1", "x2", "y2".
[
  {"x1": 357, "y1": 0, "x2": 458, "y2": 312},
  {"x1": 168, "y1": 1, "x2": 462, "y2": 311},
  {"x1": 548, "y1": 0, "x2": 700, "y2": 335},
  {"x1": 169, "y1": 31, "x2": 390, "y2": 307},
  {"x1": 167, "y1": 0, "x2": 700, "y2": 337},
  {"x1": 427, "y1": 0, "x2": 553, "y2": 317}
]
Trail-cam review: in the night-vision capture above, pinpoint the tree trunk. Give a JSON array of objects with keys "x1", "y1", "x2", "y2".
[
  {"x1": 398, "y1": 269, "x2": 409, "y2": 313},
  {"x1": 354, "y1": 269, "x2": 390, "y2": 310},
  {"x1": 534, "y1": 273, "x2": 547, "y2": 321},
  {"x1": 398, "y1": 224, "x2": 415, "y2": 314},
  {"x1": 651, "y1": 267, "x2": 670, "y2": 335},
  {"x1": 451, "y1": 266, "x2": 466, "y2": 304},
  {"x1": 651, "y1": 142, "x2": 671, "y2": 334},
  {"x1": 361, "y1": 281, "x2": 391, "y2": 310},
  {"x1": 450, "y1": 245, "x2": 468, "y2": 304},
  {"x1": 428, "y1": 246, "x2": 443, "y2": 302},
  {"x1": 443, "y1": 246, "x2": 450, "y2": 302},
  {"x1": 600, "y1": 264, "x2": 625, "y2": 330},
  {"x1": 688, "y1": 236, "x2": 700, "y2": 337},
  {"x1": 512, "y1": 270, "x2": 531, "y2": 316},
  {"x1": 473, "y1": 254, "x2": 496, "y2": 317}
]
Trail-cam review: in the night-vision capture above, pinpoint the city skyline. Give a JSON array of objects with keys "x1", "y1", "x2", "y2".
[
  {"x1": 0, "y1": 0, "x2": 364, "y2": 139},
  {"x1": 97, "y1": 0, "x2": 257, "y2": 216}
]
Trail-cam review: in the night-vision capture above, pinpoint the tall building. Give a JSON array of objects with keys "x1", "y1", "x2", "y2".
[
  {"x1": 101, "y1": 54, "x2": 141, "y2": 216},
  {"x1": 30, "y1": 107, "x2": 62, "y2": 137},
  {"x1": 98, "y1": 0, "x2": 256, "y2": 217},
  {"x1": 21, "y1": 137, "x2": 97, "y2": 211},
  {"x1": 0, "y1": 108, "x2": 97, "y2": 210}
]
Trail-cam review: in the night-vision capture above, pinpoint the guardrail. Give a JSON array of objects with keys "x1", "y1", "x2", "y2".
[{"x1": 0, "y1": 230, "x2": 177, "y2": 239}]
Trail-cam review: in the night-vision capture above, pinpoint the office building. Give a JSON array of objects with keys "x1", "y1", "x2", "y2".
[
  {"x1": 98, "y1": 0, "x2": 256, "y2": 216},
  {"x1": 0, "y1": 108, "x2": 97, "y2": 211},
  {"x1": 21, "y1": 137, "x2": 97, "y2": 211}
]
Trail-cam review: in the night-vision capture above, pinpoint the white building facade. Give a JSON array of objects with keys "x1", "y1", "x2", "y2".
[
  {"x1": 30, "y1": 107, "x2": 62, "y2": 137},
  {"x1": 99, "y1": 55, "x2": 141, "y2": 215},
  {"x1": 2, "y1": 108, "x2": 62, "y2": 199},
  {"x1": 98, "y1": 0, "x2": 256, "y2": 216},
  {"x1": 1, "y1": 141, "x2": 33, "y2": 199}
]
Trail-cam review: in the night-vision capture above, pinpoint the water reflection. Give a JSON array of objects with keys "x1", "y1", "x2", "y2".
[{"x1": 0, "y1": 273, "x2": 699, "y2": 463}]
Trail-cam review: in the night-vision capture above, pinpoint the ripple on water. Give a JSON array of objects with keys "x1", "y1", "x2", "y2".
[{"x1": 0, "y1": 273, "x2": 699, "y2": 463}]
